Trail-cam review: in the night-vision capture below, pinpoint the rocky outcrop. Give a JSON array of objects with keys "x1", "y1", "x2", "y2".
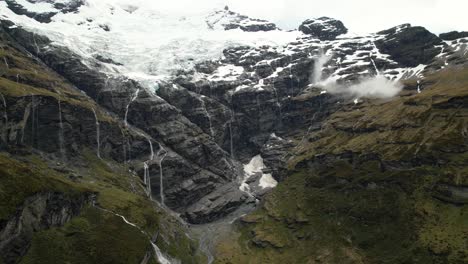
[
  {"x1": 375, "y1": 24, "x2": 443, "y2": 67},
  {"x1": 439, "y1": 31, "x2": 468, "y2": 41},
  {"x1": 0, "y1": 192, "x2": 93, "y2": 264},
  {"x1": 184, "y1": 183, "x2": 253, "y2": 224},
  {"x1": 4, "y1": 0, "x2": 84, "y2": 23},
  {"x1": 433, "y1": 184, "x2": 468, "y2": 204},
  {"x1": 299, "y1": 17, "x2": 348, "y2": 40},
  {"x1": 206, "y1": 9, "x2": 278, "y2": 32}
]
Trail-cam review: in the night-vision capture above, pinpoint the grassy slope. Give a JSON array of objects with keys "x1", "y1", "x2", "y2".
[
  {"x1": 215, "y1": 68, "x2": 468, "y2": 264},
  {"x1": 0, "y1": 34, "x2": 204, "y2": 263}
]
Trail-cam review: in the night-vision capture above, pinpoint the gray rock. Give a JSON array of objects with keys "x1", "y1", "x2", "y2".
[{"x1": 299, "y1": 17, "x2": 348, "y2": 40}]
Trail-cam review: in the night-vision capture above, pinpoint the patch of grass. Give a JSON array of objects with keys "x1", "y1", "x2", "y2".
[{"x1": 20, "y1": 207, "x2": 152, "y2": 264}]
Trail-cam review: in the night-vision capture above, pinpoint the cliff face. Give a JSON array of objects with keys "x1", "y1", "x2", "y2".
[{"x1": 0, "y1": 24, "x2": 204, "y2": 263}]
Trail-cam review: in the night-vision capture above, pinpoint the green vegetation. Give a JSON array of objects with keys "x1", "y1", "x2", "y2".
[
  {"x1": 0, "y1": 42, "x2": 112, "y2": 122},
  {"x1": 215, "y1": 68, "x2": 468, "y2": 263},
  {"x1": 20, "y1": 207, "x2": 156, "y2": 264}
]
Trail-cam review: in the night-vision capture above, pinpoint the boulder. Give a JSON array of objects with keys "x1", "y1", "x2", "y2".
[
  {"x1": 375, "y1": 24, "x2": 443, "y2": 67},
  {"x1": 299, "y1": 17, "x2": 348, "y2": 40}
]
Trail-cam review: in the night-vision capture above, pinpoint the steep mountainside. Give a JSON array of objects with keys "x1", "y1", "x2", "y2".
[
  {"x1": 0, "y1": 0, "x2": 467, "y2": 263},
  {"x1": 215, "y1": 68, "x2": 468, "y2": 263}
]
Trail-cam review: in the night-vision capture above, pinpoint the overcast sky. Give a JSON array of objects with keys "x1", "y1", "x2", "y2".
[{"x1": 155, "y1": 0, "x2": 468, "y2": 34}]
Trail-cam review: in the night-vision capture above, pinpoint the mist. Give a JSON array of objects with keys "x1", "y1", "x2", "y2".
[
  {"x1": 312, "y1": 54, "x2": 403, "y2": 99},
  {"x1": 321, "y1": 75, "x2": 403, "y2": 99}
]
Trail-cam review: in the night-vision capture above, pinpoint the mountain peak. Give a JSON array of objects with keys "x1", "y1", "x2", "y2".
[
  {"x1": 206, "y1": 8, "x2": 278, "y2": 32},
  {"x1": 298, "y1": 17, "x2": 348, "y2": 40}
]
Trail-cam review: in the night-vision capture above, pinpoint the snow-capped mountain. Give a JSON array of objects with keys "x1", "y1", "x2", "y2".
[
  {"x1": 1, "y1": 0, "x2": 468, "y2": 223},
  {"x1": 0, "y1": 1, "x2": 468, "y2": 263},
  {"x1": 1, "y1": 0, "x2": 466, "y2": 89}
]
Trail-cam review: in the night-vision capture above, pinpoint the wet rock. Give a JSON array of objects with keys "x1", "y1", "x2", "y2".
[
  {"x1": 184, "y1": 183, "x2": 252, "y2": 224},
  {"x1": 0, "y1": 192, "x2": 93, "y2": 264}
]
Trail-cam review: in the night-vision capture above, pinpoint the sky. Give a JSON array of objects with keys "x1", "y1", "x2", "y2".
[{"x1": 153, "y1": 0, "x2": 468, "y2": 34}]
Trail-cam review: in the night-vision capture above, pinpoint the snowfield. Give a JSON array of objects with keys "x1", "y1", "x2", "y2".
[{"x1": 0, "y1": 0, "x2": 300, "y2": 90}]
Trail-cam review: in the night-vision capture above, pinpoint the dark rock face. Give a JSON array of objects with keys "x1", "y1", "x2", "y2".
[
  {"x1": 299, "y1": 17, "x2": 348, "y2": 40},
  {"x1": 0, "y1": 192, "x2": 93, "y2": 264},
  {"x1": 4, "y1": 0, "x2": 84, "y2": 23},
  {"x1": 439, "y1": 31, "x2": 468, "y2": 41},
  {"x1": 5, "y1": 0, "x2": 56, "y2": 23},
  {"x1": 0, "y1": 21, "x2": 245, "y2": 224},
  {"x1": 184, "y1": 182, "x2": 252, "y2": 224},
  {"x1": 375, "y1": 24, "x2": 443, "y2": 67}
]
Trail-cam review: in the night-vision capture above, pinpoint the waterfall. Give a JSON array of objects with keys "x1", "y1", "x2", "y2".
[
  {"x1": 312, "y1": 50, "x2": 331, "y2": 84},
  {"x1": 271, "y1": 85, "x2": 282, "y2": 123},
  {"x1": 288, "y1": 62, "x2": 294, "y2": 97},
  {"x1": 124, "y1": 89, "x2": 140, "y2": 127},
  {"x1": 57, "y1": 98, "x2": 66, "y2": 159},
  {"x1": 417, "y1": 80, "x2": 421, "y2": 93},
  {"x1": 147, "y1": 137, "x2": 154, "y2": 161},
  {"x1": 94, "y1": 205, "x2": 177, "y2": 264},
  {"x1": 3, "y1": 57, "x2": 8, "y2": 69},
  {"x1": 30, "y1": 94, "x2": 36, "y2": 146},
  {"x1": 139, "y1": 134, "x2": 155, "y2": 198},
  {"x1": 157, "y1": 144, "x2": 168, "y2": 206},
  {"x1": 151, "y1": 242, "x2": 173, "y2": 264},
  {"x1": 228, "y1": 109, "x2": 235, "y2": 159},
  {"x1": 143, "y1": 162, "x2": 151, "y2": 197},
  {"x1": 92, "y1": 108, "x2": 101, "y2": 159},
  {"x1": 370, "y1": 56, "x2": 380, "y2": 75},
  {"x1": 32, "y1": 33, "x2": 40, "y2": 55},
  {"x1": 199, "y1": 96, "x2": 214, "y2": 137}
]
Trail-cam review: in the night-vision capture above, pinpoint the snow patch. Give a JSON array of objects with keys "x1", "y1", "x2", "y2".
[{"x1": 240, "y1": 155, "x2": 277, "y2": 193}]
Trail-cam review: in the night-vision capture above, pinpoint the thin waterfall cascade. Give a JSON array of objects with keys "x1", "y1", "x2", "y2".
[
  {"x1": 3, "y1": 57, "x2": 9, "y2": 69},
  {"x1": 369, "y1": 56, "x2": 380, "y2": 75},
  {"x1": 57, "y1": 98, "x2": 66, "y2": 159},
  {"x1": 370, "y1": 41, "x2": 381, "y2": 76},
  {"x1": 94, "y1": 205, "x2": 177, "y2": 264},
  {"x1": 417, "y1": 80, "x2": 421, "y2": 93},
  {"x1": 143, "y1": 162, "x2": 151, "y2": 197},
  {"x1": 32, "y1": 33, "x2": 40, "y2": 55},
  {"x1": 228, "y1": 109, "x2": 235, "y2": 159},
  {"x1": 312, "y1": 51, "x2": 332, "y2": 84},
  {"x1": 91, "y1": 108, "x2": 101, "y2": 159},
  {"x1": 271, "y1": 85, "x2": 283, "y2": 123},
  {"x1": 151, "y1": 242, "x2": 174, "y2": 264},
  {"x1": 199, "y1": 96, "x2": 214, "y2": 137},
  {"x1": 124, "y1": 88, "x2": 140, "y2": 127},
  {"x1": 30, "y1": 94, "x2": 36, "y2": 146},
  {"x1": 147, "y1": 137, "x2": 154, "y2": 161},
  {"x1": 119, "y1": 127, "x2": 128, "y2": 164},
  {"x1": 157, "y1": 144, "x2": 168, "y2": 206}
]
